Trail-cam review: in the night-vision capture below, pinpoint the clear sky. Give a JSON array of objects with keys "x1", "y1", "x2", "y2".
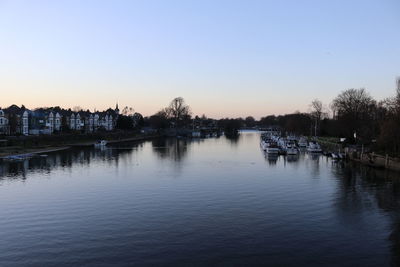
[{"x1": 1, "y1": 0, "x2": 399, "y2": 118}]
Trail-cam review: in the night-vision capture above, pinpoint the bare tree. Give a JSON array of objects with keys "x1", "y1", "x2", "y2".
[
  {"x1": 122, "y1": 106, "x2": 134, "y2": 116},
  {"x1": 377, "y1": 78, "x2": 400, "y2": 155},
  {"x1": 331, "y1": 88, "x2": 376, "y2": 141},
  {"x1": 310, "y1": 99, "x2": 323, "y2": 120},
  {"x1": 309, "y1": 99, "x2": 324, "y2": 136},
  {"x1": 166, "y1": 97, "x2": 191, "y2": 127},
  {"x1": 396, "y1": 77, "x2": 400, "y2": 113},
  {"x1": 332, "y1": 89, "x2": 375, "y2": 118}
]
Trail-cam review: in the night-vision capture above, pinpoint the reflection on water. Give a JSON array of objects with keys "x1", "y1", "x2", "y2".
[
  {"x1": 0, "y1": 131, "x2": 400, "y2": 266},
  {"x1": 0, "y1": 138, "x2": 192, "y2": 181},
  {"x1": 332, "y1": 162, "x2": 400, "y2": 266},
  {"x1": 0, "y1": 146, "x2": 135, "y2": 181},
  {"x1": 225, "y1": 133, "x2": 240, "y2": 145},
  {"x1": 286, "y1": 154, "x2": 299, "y2": 163},
  {"x1": 264, "y1": 152, "x2": 279, "y2": 165},
  {"x1": 152, "y1": 138, "x2": 190, "y2": 162}
]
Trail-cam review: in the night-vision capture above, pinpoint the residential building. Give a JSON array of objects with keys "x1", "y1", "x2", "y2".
[
  {"x1": 0, "y1": 109, "x2": 9, "y2": 135},
  {"x1": 0, "y1": 104, "x2": 120, "y2": 135}
]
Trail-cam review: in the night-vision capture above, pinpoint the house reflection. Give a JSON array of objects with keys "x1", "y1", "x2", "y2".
[{"x1": 0, "y1": 146, "x2": 135, "y2": 181}]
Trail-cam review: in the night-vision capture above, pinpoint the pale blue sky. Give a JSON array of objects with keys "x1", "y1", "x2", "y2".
[{"x1": 1, "y1": 0, "x2": 399, "y2": 118}]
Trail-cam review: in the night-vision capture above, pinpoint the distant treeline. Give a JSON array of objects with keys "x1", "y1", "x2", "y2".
[
  {"x1": 140, "y1": 81, "x2": 400, "y2": 156},
  {"x1": 5, "y1": 81, "x2": 399, "y2": 157}
]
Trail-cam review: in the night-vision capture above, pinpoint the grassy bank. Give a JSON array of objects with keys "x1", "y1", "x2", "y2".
[{"x1": 316, "y1": 136, "x2": 342, "y2": 152}]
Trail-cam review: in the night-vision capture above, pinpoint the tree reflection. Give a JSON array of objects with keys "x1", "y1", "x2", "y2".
[
  {"x1": 151, "y1": 138, "x2": 189, "y2": 162},
  {"x1": 332, "y1": 162, "x2": 400, "y2": 266},
  {"x1": 225, "y1": 133, "x2": 240, "y2": 146}
]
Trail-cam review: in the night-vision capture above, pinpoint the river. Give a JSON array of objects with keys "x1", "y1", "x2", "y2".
[{"x1": 1, "y1": 130, "x2": 399, "y2": 266}]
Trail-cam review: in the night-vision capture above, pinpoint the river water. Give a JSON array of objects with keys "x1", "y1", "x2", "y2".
[{"x1": 1, "y1": 131, "x2": 400, "y2": 266}]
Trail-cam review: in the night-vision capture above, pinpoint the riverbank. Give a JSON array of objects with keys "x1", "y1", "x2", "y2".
[
  {"x1": 315, "y1": 137, "x2": 400, "y2": 172},
  {"x1": 68, "y1": 134, "x2": 162, "y2": 147},
  {"x1": 0, "y1": 146, "x2": 71, "y2": 159},
  {"x1": 346, "y1": 150, "x2": 400, "y2": 172},
  {"x1": 0, "y1": 133, "x2": 162, "y2": 158}
]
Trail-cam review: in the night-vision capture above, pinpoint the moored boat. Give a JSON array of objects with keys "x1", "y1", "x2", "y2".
[
  {"x1": 266, "y1": 142, "x2": 280, "y2": 154},
  {"x1": 307, "y1": 141, "x2": 322, "y2": 153},
  {"x1": 286, "y1": 141, "x2": 298, "y2": 155},
  {"x1": 298, "y1": 137, "x2": 308, "y2": 148}
]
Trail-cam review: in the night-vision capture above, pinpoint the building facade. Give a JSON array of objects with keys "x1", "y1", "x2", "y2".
[{"x1": 0, "y1": 104, "x2": 120, "y2": 136}]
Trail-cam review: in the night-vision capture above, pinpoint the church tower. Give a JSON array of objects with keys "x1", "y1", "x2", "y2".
[{"x1": 115, "y1": 102, "x2": 119, "y2": 115}]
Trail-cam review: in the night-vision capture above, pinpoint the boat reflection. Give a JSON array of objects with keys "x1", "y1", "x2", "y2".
[
  {"x1": 286, "y1": 154, "x2": 299, "y2": 163},
  {"x1": 263, "y1": 151, "x2": 279, "y2": 165}
]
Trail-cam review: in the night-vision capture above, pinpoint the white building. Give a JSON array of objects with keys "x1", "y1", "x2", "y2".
[
  {"x1": 70, "y1": 113, "x2": 76, "y2": 130},
  {"x1": 47, "y1": 112, "x2": 54, "y2": 133},
  {"x1": 21, "y1": 110, "x2": 29, "y2": 135},
  {"x1": 46, "y1": 112, "x2": 62, "y2": 133},
  {"x1": 99, "y1": 114, "x2": 114, "y2": 131},
  {"x1": 76, "y1": 113, "x2": 84, "y2": 130},
  {"x1": 55, "y1": 112, "x2": 61, "y2": 131},
  {"x1": 107, "y1": 114, "x2": 113, "y2": 131},
  {"x1": 94, "y1": 114, "x2": 99, "y2": 131},
  {"x1": 0, "y1": 109, "x2": 9, "y2": 135}
]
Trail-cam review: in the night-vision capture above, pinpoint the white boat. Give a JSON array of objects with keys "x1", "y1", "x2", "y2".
[
  {"x1": 286, "y1": 141, "x2": 298, "y2": 155},
  {"x1": 94, "y1": 140, "x2": 107, "y2": 148},
  {"x1": 307, "y1": 141, "x2": 322, "y2": 153},
  {"x1": 260, "y1": 140, "x2": 267, "y2": 151},
  {"x1": 332, "y1": 152, "x2": 345, "y2": 160},
  {"x1": 298, "y1": 137, "x2": 308, "y2": 148},
  {"x1": 266, "y1": 141, "x2": 280, "y2": 154},
  {"x1": 277, "y1": 138, "x2": 286, "y2": 149},
  {"x1": 266, "y1": 146, "x2": 280, "y2": 154}
]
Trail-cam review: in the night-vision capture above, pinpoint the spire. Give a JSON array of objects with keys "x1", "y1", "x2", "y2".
[{"x1": 115, "y1": 102, "x2": 119, "y2": 114}]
